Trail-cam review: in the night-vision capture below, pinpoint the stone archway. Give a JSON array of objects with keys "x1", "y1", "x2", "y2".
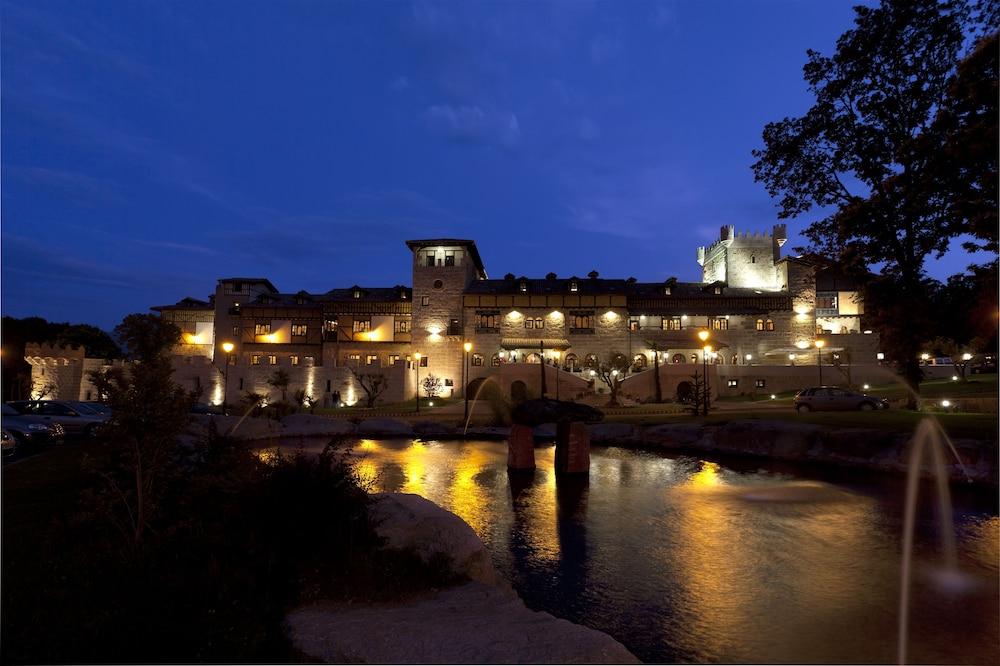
[
  {"x1": 676, "y1": 380, "x2": 694, "y2": 404},
  {"x1": 467, "y1": 376, "x2": 487, "y2": 399},
  {"x1": 510, "y1": 380, "x2": 528, "y2": 404},
  {"x1": 671, "y1": 353, "x2": 686, "y2": 364}
]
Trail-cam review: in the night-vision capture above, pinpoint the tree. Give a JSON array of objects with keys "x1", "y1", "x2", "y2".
[
  {"x1": 421, "y1": 374, "x2": 442, "y2": 400},
  {"x1": 266, "y1": 368, "x2": 290, "y2": 403},
  {"x1": 86, "y1": 366, "x2": 127, "y2": 402},
  {"x1": 293, "y1": 389, "x2": 316, "y2": 413},
  {"x1": 93, "y1": 313, "x2": 189, "y2": 552},
  {"x1": 752, "y1": 0, "x2": 976, "y2": 406},
  {"x1": 646, "y1": 341, "x2": 664, "y2": 403},
  {"x1": 923, "y1": 335, "x2": 979, "y2": 380},
  {"x1": 349, "y1": 368, "x2": 389, "y2": 408},
  {"x1": 584, "y1": 352, "x2": 630, "y2": 406}
]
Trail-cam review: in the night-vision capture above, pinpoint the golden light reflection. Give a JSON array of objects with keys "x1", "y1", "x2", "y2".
[{"x1": 687, "y1": 461, "x2": 723, "y2": 487}]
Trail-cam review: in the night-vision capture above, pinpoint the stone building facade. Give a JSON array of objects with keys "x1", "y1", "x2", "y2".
[{"x1": 27, "y1": 226, "x2": 886, "y2": 404}]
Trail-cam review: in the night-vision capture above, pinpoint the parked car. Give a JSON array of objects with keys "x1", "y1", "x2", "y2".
[
  {"x1": 1, "y1": 403, "x2": 66, "y2": 448},
  {"x1": 6, "y1": 400, "x2": 108, "y2": 437},
  {"x1": 971, "y1": 355, "x2": 997, "y2": 375},
  {"x1": 793, "y1": 387, "x2": 889, "y2": 413},
  {"x1": 79, "y1": 401, "x2": 113, "y2": 416},
  {"x1": 2, "y1": 429, "x2": 16, "y2": 457}
]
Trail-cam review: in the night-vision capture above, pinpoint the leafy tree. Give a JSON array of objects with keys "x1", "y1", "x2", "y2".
[
  {"x1": 752, "y1": 0, "x2": 976, "y2": 406},
  {"x1": 91, "y1": 313, "x2": 189, "y2": 552},
  {"x1": 266, "y1": 368, "x2": 291, "y2": 403},
  {"x1": 293, "y1": 389, "x2": 315, "y2": 413},
  {"x1": 584, "y1": 352, "x2": 630, "y2": 406},
  {"x1": 349, "y1": 368, "x2": 389, "y2": 408},
  {"x1": 421, "y1": 374, "x2": 442, "y2": 400},
  {"x1": 86, "y1": 366, "x2": 127, "y2": 402}
]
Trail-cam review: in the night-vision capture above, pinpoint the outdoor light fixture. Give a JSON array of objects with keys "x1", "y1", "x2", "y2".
[
  {"x1": 920, "y1": 353, "x2": 930, "y2": 361},
  {"x1": 876, "y1": 352, "x2": 885, "y2": 360},
  {"x1": 221, "y1": 342, "x2": 235, "y2": 410},
  {"x1": 745, "y1": 353, "x2": 752, "y2": 361},
  {"x1": 698, "y1": 330, "x2": 710, "y2": 342},
  {"x1": 814, "y1": 340, "x2": 825, "y2": 349},
  {"x1": 863, "y1": 384, "x2": 870, "y2": 390},
  {"x1": 770, "y1": 394, "x2": 776, "y2": 400},
  {"x1": 941, "y1": 400, "x2": 951, "y2": 408},
  {"x1": 789, "y1": 353, "x2": 796, "y2": 361},
  {"x1": 952, "y1": 376, "x2": 959, "y2": 381},
  {"x1": 463, "y1": 341, "x2": 472, "y2": 352},
  {"x1": 796, "y1": 340, "x2": 810, "y2": 349},
  {"x1": 962, "y1": 353, "x2": 973, "y2": 361},
  {"x1": 222, "y1": 342, "x2": 234, "y2": 354}
]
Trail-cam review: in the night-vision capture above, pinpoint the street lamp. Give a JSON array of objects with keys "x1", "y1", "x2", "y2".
[
  {"x1": 221, "y1": 342, "x2": 234, "y2": 412},
  {"x1": 553, "y1": 350, "x2": 561, "y2": 400},
  {"x1": 698, "y1": 330, "x2": 710, "y2": 416},
  {"x1": 814, "y1": 339, "x2": 825, "y2": 385},
  {"x1": 744, "y1": 353, "x2": 752, "y2": 364},
  {"x1": 463, "y1": 341, "x2": 472, "y2": 421},
  {"x1": 414, "y1": 352, "x2": 422, "y2": 413}
]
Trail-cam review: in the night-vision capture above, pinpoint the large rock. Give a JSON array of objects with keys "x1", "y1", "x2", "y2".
[
  {"x1": 587, "y1": 423, "x2": 637, "y2": 445},
  {"x1": 369, "y1": 493, "x2": 498, "y2": 585},
  {"x1": 641, "y1": 422, "x2": 706, "y2": 448},
  {"x1": 356, "y1": 418, "x2": 414, "y2": 438},
  {"x1": 287, "y1": 582, "x2": 639, "y2": 664},
  {"x1": 280, "y1": 414, "x2": 356, "y2": 438},
  {"x1": 715, "y1": 420, "x2": 822, "y2": 458}
]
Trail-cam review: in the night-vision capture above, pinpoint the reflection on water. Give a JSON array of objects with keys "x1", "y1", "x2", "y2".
[{"x1": 282, "y1": 437, "x2": 999, "y2": 665}]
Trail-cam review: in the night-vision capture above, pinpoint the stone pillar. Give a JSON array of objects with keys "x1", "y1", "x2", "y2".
[
  {"x1": 555, "y1": 420, "x2": 590, "y2": 475},
  {"x1": 507, "y1": 424, "x2": 535, "y2": 470}
]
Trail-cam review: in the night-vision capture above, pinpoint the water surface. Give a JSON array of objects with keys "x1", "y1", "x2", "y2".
[{"x1": 278, "y1": 437, "x2": 999, "y2": 664}]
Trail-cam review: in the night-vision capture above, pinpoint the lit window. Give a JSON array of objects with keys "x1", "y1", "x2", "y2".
[
  {"x1": 477, "y1": 314, "x2": 497, "y2": 329},
  {"x1": 519, "y1": 280, "x2": 528, "y2": 293},
  {"x1": 291, "y1": 324, "x2": 308, "y2": 337},
  {"x1": 472, "y1": 353, "x2": 484, "y2": 366},
  {"x1": 711, "y1": 317, "x2": 728, "y2": 331},
  {"x1": 766, "y1": 319, "x2": 775, "y2": 331},
  {"x1": 629, "y1": 318, "x2": 640, "y2": 332},
  {"x1": 232, "y1": 325, "x2": 240, "y2": 336},
  {"x1": 728, "y1": 379, "x2": 738, "y2": 388},
  {"x1": 663, "y1": 316, "x2": 682, "y2": 331},
  {"x1": 421, "y1": 296, "x2": 430, "y2": 306},
  {"x1": 254, "y1": 323, "x2": 270, "y2": 336},
  {"x1": 268, "y1": 354, "x2": 277, "y2": 365},
  {"x1": 291, "y1": 355, "x2": 300, "y2": 366},
  {"x1": 325, "y1": 319, "x2": 338, "y2": 331},
  {"x1": 572, "y1": 313, "x2": 594, "y2": 330},
  {"x1": 353, "y1": 319, "x2": 371, "y2": 333},
  {"x1": 394, "y1": 319, "x2": 411, "y2": 333},
  {"x1": 347, "y1": 353, "x2": 361, "y2": 364},
  {"x1": 569, "y1": 281, "x2": 578, "y2": 292},
  {"x1": 714, "y1": 286, "x2": 722, "y2": 295},
  {"x1": 366, "y1": 354, "x2": 378, "y2": 365},
  {"x1": 388, "y1": 354, "x2": 401, "y2": 365},
  {"x1": 251, "y1": 354, "x2": 261, "y2": 365},
  {"x1": 303, "y1": 356, "x2": 314, "y2": 366},
  {"x1": 756, "y1": 319, "x2": 764, "y2": 331},
  {"x1": 420, "y1": 356, "x2": 428, "y2": 367},
  {"x1": 353, "y1": 290, "x2": 361, "y2": 299},
  {"x1": 491, "y1": 354, "x2": 501, "y2": 366},
  {"x1": 755, "y1": 379, "x2": 766, "y2": 388}
]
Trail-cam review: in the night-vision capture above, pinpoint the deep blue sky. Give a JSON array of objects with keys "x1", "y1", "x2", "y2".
[{"x1": 1, "y1": 0, "x2": 987, "y2": 330}]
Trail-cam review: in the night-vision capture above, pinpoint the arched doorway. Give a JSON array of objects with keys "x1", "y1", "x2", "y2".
[
  {"x1": 671, "y1": 353, "x2": 686, "y2": 364},
  {"x1": 676, "y1": 380, "x2": 694, "y2": 403},
  {"x1": 467, "y1": 377, "x2": 486, "y2": 399},
  {"x1": 510, "y1": 380, "x2": 528, "y2": 404},
  {"x1": 565, "y1": 353, "x2": 579, "y2": 371},
  {"x1": 632, "y1": 354, "x2": 648, "y2": 371}
]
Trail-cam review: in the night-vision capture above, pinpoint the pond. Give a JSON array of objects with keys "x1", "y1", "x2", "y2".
[{"x1": 277, "y1": 437, "x2": 999, "y2": 664}]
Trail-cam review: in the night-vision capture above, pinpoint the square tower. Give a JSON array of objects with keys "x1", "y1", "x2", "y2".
[{"x1": 406, "y1": 239, "x2": 487, "y2": 396}]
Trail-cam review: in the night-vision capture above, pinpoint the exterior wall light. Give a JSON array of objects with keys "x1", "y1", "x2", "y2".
[
  {"x1": 876, "y1": 352, "x2": 885, "y2": 360},
  {"x1": 863, "y1": 383, "x2": 870, "y2": 390},
  {"x1": 941, "y1": 400, "x2": 951, "y2": 408}
]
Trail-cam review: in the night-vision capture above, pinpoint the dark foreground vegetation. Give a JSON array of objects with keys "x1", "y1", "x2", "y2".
[{"x1": 2, "y1": 313, "x2": 453, "y2": 663}]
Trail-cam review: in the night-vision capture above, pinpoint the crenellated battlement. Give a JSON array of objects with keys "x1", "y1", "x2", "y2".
[{"x1": 24, "y1": 342, "x2": 87, "y2": 359}]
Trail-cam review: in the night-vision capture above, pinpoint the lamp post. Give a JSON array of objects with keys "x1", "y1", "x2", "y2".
[
  {"x1": 414, "y1": 352, "x2": 422, "y2": 413},
  {"x1": 221, "y1": 342, "x2": 234, "y2": 412},
  {"x1": 814, "y1": 339, "x2": 825, "y2": 385},
  {"x1": 463, "y1": 341, "x2": 472, "y2": 421},
  {"x1": 553, "y1": 350, "x2": 561, "y2": 401},
  {"x1": 698, "y1": 329, "x2": 710, "y2": 416}
]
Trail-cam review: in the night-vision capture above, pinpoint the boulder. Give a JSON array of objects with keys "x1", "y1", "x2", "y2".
[
  {"x1": 413, "y1": 420, "x2": 456, "y2": 438},
  {"x1": 641, "y1": 422, "x2": 706, "y2": 449},
  {"x1": 287, "y1": 581, "x2": 639, "y2": 665},
  {"x1": 356, "y1": 418, "x2": 415, "y2": 438},
  {"x1": 370, "y1": 493, "x2": 498, "y2": 585},
  {"x1": 280, "y1": 414, "x2": 356, "y2": 438}
]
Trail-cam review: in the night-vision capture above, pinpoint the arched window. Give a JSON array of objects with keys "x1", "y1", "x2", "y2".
[
  {"x1": 750, "y1": 255, "x2": 756, "y2": 264},
  {"x1": 471, "y1": 353, "x2": 484, "y2": 367},
  {"x1": 731, "y1": 354, "x2": 738, "y2": 365},
  {"x1": 765, "y1": 319, "x2": 775, "y2": 331},
  {"x1": 756, "y1": 319, "x2": 764, "y2": 331},
  {"x1": 491, "y1": 353, "x2": 502, "y2": 367},
  {"x1": 690, "y1": 354, "x2": 698, "y2": 363},
  {"x1": 672, "y1": 353, "x2": 686, "y2": 364},
  {"x1": 565, "y1": 353, "x2": 579, "y2": 371}
]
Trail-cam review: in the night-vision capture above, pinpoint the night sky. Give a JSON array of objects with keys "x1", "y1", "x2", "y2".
[{"x1": 1, "y1": 0, "x2": 987, "y2": 330}]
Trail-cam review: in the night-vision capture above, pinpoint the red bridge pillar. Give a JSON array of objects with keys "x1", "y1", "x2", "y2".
[
  {"x1": 507, "y1": 424, "x2": 535, "y2": 470},
  {"x1": 555, "y1": 420, "x2": 590, "y2": 475}
]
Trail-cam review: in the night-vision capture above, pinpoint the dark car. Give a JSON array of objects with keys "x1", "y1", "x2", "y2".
[
  {"x1": 7, "y1": 400, "x2": 108, "y2": 437},
  {"x1": 78, "y1": 401, "x2": 113, "y2": 416},
  {"x1": 190, "y1": 402, "x2": 225, "y2": 416},
  {"x1": 793, "y1": 387, "x2": 889, "y2": 413},
  {"x1": 1, "y1": 403, "x2": 66, "y2": 448},
  {"x1": 2, "y1": 429, "x2": 16, "y2": 457}
]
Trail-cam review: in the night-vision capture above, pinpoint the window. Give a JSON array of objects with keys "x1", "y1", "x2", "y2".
[
  {"x1": 366, "y1": 354, "x2": 378, "y2": 365},
  {"x1": 756, "y1": 319, "x2": 764, "y2": 331},
  {"x1": 425, "y1": 252, "x2": 435, "y2": 267},
  {"x1": 690, "y1": 354, "x2": 698, "y2": 363},
  {"x1": 472, "y1": 353, "x2": 484, "y2": 366},
  {"x1": 394, "y1": 318, "x2": 410, "y2": 333},
  {"x1": 433, "y1": 279, "x2": 444, "y2": 289},
  {"x1": 388, "y1": 354, "x2": 401, "y2": 366},
  {"x1": 569, "y1": 281, "x2": 578, "y2": 292},
  {"x1": 353, "y1": 289, "x2": 361, "y2": 299},
  {"x1": 750, "y1": 255, "x2": 756, "y2": 264},
  {"x1": 571, "y1": 313, "x2": 594, "y2": 330},
  {"x1": 353, "y1": 319, "x2": 371, "y2": 333},
  {"x1": 291, "y1": 355, "x2": 300, "y2": 366},
  {"x1": 662, "y1": 316, "x2": 682, "y2": 331},
  {"x1": 525, "y1": 317, "x2": 544, "y2": 329},
  {"x1": 448, "y1": 318, "x2": 462, "y2": 335},
  {"x1": 421, "y1": 296, "x2": 430, "y2": 306},
  {"x1": 711, "y1": 317, "x2": 729, "y2": 330},
  {"x1": 444, "y1": 251, "x2": 455, "y2": 266},
  {"x1": 347, "y1": 353, "x2": 361, "y2": 364},
  {"x1": 254, "y1": 323, "x2": 271, "y2": 336},
  {"x1": 268, "y1": 354, "x2": 277, "y2": 365},
  {"x1": 727, "y1": 379, "x2": 738, "y2": 388},
  {"x1": 291, "y1": 324, "x2": 308, "y2": 337},
  {"x1": 325, "y1": 379, "x2": 331, "y2": 392},
  {"x1": 477, "y1": 313, "x2": 497, "y2": 330},
  {"x1": 228, "y1": 355, "x2": 237, "y2": 365},
  {"x1": 519, "y1": 280, "x2": 528, "y2": 293},
  {"x1": 444, "y1": 378, "x2": 454, "y2": 387},
  {"x1": 629, "y1": 318, "x2": 640, "y2": 332},
  {"x1": 420, "y1": 356, "x2": 428, "y2": 367},
  {"x1": 251, "y1": 354, "x2": 261, "y2": 365},
  {"x1": 325, "y1": 319, "x2": 338, "y2": 331},
  {"x1": 755, "y1": 379, "x2": 766, "y2": 388},
  {"x1": 491, "y1": 354, "x2": 501, "y2": 367},
  {"x1": 303, "y1": 356, "x2": 314, "y2": 366},
  {"x1": 664, "y1": 286, "x2": 672, "y2": 295},
  {"x1": 232, "y1": 325, "x2": 241, "y2": 336},
  {"x1": 765, "y1": 319, "x2": 775, "y2": 331},
  {"x1": 239, "y1": 378, "x2": 244, "y2": 390},
  {"x1": 816, "y1": 293, "x2": 838, "y2": 311}
]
